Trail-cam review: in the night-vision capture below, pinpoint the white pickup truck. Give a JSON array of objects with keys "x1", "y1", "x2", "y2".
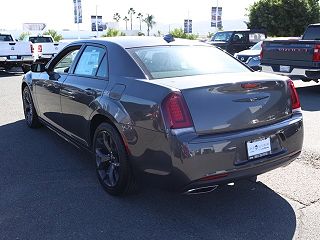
[
  {"x1": 0, "y1": 33, "x2": 33, "y2": 71},
  {"x1": 25, "y1": 35, "x2": 69, "y2": 63}
]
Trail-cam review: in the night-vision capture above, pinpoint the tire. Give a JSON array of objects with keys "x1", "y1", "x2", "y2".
[
  {"x1": 93, "y1": 122, "x2": 135, "y2": 196},
  {"x1": 22, "y1": 86, "x2": 41, "y2": 128}
]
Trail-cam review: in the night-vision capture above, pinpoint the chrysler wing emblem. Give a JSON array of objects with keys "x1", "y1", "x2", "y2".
[{"x1": 233, "y1": 96, "x2": 269, "y2": 103}]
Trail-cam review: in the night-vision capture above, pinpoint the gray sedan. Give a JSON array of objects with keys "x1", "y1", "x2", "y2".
[{"x1": 21, "y1": 36, "x2": 303, "y2": 196}]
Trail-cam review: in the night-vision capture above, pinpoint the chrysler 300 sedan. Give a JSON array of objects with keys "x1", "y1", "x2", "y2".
[{"x1": 22, "y1": 36, "x2": 303, "y2": 196}]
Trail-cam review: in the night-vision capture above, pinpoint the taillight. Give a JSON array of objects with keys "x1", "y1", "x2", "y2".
[
  {"x1": 288, "y1": 80, "x2": 301, "y2": 110},
  {"x1": 313, "y1": 44, "x2": 320, "y2": 62},
  {"x1": 38, "y1": 45, "x2": 42, "y2": 53},
  {"x1": 30, "y1": 44, "x2": 34, "y2": 53},
  {"x1": 162, "y1": 92, "x2": 193, "y2": 129}
]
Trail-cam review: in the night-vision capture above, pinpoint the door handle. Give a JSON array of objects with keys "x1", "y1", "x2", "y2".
[{"x1": 85, "y1": 88, "x2": 96, "y2": 96}]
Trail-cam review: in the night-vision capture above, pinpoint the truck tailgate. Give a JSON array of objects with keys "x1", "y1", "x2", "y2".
[
  {"x1": 262, "y1": 40, "x2": 315, "y2": 63},
  {"x1": 0, "y1": 42, "x2": 32, "y2": 56}
]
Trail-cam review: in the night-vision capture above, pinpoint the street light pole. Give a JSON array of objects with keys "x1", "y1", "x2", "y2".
[
  {"x1": 216, "y1": 0, "x2": 219, "y2": 32},
  {"x1": 96, "y1": 5, "x2": 99, "y2": 38}
]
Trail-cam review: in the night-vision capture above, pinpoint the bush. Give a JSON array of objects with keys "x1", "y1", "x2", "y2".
[
  {"x1": 18, "y1": 32, "x2": 31, "y2": 41},
  {"x1": 169, "y1": 28, "x2": 198, "y2": 40},
  {"x1": 101, "y1": 29, "x2": 126, "y2": 37},
  {"x1": 43, "y1": 29, "x2": 63, "y2": 42}
]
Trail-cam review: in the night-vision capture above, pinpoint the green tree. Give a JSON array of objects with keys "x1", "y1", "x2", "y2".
[
  {"x1": 137, "y1": 13, "x2": 143, "y2": 31},
  {"x1": 143, "y1": 14, "x2": 156, "y2": 36},
  {"x1": 247, "y1": 0, "x2": 320, "y2": 37},
  {"x1": 113, "y1": 13, "x2": 121, "y2": 22},
  {"x1": 128, "y1": 8, "x2": 136, "y2": 30},
  {"x1": 169, "y1": 28, "x2": 199, "y2": 40},
  {"x1": 19, "y1": 32, "x2": 31, "y2": 41},
  {"x1": 123, "y1": 16, "x2": 129, "y2": 30},
  {"x1": 43, "y1": 29, "x2": 63, "y2": 42},
  {"x1": 101, "y1": 28, "x2": 125, "y2": 37}
]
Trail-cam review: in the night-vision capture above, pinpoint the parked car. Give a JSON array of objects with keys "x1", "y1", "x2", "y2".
[
  {"x1": 261, "y1": 24, "x2": 320, "y2": 82},
  {"x1": 0, "y1": 33, "x2": 33, "y2": 71},
  {"x1": 24, "y1": 35, "x2": 69, "y2": 64},
  {"x1": 234, "y1": 41, "x2": 262, "y2": 71},
  {"x1": 22, "y1": 37, "x2": 303, "y2": 196},
  {"x1": 208, "y1": 29, "x2": 266, "y2": 55}
]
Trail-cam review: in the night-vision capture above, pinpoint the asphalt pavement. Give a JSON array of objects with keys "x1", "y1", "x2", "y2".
[{"x1": 0, "y1": 71, "x2": 319, "y2": 240}]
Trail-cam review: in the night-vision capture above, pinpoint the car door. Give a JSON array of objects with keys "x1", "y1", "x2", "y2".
[
  {"x1": 60, "y1": 44, "x2": 109, "y2": 146},
  {"x1": 229, "y1": 32, "x2": 249, "y2": 54},
  {"x1": 34, "y1": 45, "x2": 82, "y2": 129}
]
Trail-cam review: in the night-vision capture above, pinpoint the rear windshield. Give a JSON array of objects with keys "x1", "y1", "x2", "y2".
[
  {"x1": 29, "y1": 37, "x2": 53, "y2": 43},
  {"x1": 132, "y1": 46, "x2": 250, "y2": 79},
  {"x1": 0, "y1": 34, "x2": 13, "y2": 41},
  {"x1": 303, "y1": 26, "x2": 320, "y2": 40}
]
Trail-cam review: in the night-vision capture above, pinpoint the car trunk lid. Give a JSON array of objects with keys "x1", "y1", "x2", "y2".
[{"x1": 154, "y1": 72, "x2": 291, "y2": 135}]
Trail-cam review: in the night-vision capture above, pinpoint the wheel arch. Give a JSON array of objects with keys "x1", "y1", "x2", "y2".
[{"x1": 89, "y1": 113, "x2": 129, "y2": 153}]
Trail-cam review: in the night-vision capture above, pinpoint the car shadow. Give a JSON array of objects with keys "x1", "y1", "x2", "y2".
[
  {"x1": 296, "y1": 84, "x2": 320, "y2": 112},
  {"x1": 0, "y1": 120, "x2": 297, "y2": 240}
]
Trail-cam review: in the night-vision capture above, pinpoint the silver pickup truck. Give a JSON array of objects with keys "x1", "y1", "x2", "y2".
[{"x1": 0, "y1": 33, "x2": 33, "y2": 71}]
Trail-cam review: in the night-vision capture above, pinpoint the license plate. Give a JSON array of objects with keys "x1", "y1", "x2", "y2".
[
  {"x1": 279, "y1": 65, "x2": 290, "y2": 73},
  {"x1": 247, "y1": 137, "x2": 271, "y2": 160},
  {"x1": 10, "y1": 56, "x2": 17, "y2": 60}
]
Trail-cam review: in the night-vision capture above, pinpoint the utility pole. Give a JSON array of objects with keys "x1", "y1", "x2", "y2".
[
  {"x1": 216, "y1": 0, "x2": 219, "y2": 32},
  {"x1": 76, "y1": 0, "x2": 80, "y2": 39},
  {"x1": 96, "y1": 5, "x2": 99, "y2": 38}
]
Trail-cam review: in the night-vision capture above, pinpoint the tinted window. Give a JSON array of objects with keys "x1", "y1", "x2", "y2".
[
  {"x1": 303, "y1": 26, "x2": 320, "y2": 40},
  {"x1": 96, "y1": 56, "x2": 108, "y2": 78},
  {"x1": 232, "y1": 32, "x2": 248, "y2": 43},
  {"x1": 0, "y1": 34, "x2": 13, "y2": 41},
  {"x1": 74, "y1": 46, "x2": 105, "y2": 77},
  {"x1": 212, "y1": 32, "x2": 233, "y2": 42},
  {"x1": 53, "y1": 49, "x2": 80, "y2": 73},
  {"x1": 29, "y1": 37, "x2": 53, "y2": 43},
  {"x1": 133, "y1": 46, "x2": 249, "y2": 79}
]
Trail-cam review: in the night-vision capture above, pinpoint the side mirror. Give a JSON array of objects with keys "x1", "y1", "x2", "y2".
[
  {"x1": 31, "y1": 63, "x2": 46, "y2": 73},
  {"x1": 22, "y1": 64, "x2": 31, "y2": 73}
]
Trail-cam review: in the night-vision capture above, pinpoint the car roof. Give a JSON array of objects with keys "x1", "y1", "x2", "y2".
[{"x1": 70, "y1": 36, "x2": 209, "y2": 49}]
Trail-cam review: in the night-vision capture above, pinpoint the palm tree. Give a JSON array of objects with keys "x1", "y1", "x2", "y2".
[
  {"x1": 137, "y1": 13, "x2": 143, "y2": 31},
  {"x1": 123, "y1": 16, "x2": 129, "y2": 30},
  {"x1": 113, "y1": 13, "x2": 121, "y2": 22},
  {"x1": 128, "y1": 8, "x2": 136, "y2": 30},
  {"x1": 143, "y1": 14, "x2": 156, "y2": 36}
]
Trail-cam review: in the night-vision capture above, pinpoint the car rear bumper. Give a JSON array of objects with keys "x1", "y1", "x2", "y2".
[
  {"x1": 135, "y1": 112, "x2": 303, "y2": 192},
  {"x1": 262, "y1": 65, "x2": 320, "y2": 80},
  {"x1": 0, "y1": 56, "x2": 33, "y2": 65}
]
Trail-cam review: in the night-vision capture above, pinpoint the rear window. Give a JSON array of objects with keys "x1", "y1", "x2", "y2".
[
  {"x1": 132, "y1": 46, "x2": 250, "y2": 79},
  {"x1": 211, "y1": 32, "x2": 233, "y2": 42},
  {"x1": 302, "y1": 26, "x2": 320, "y2": 40},
  {"x1": 0, "y1": 34, "x2": 13, "y2": 41},
  {"x1": 29, "y1": 37, "x2": 53, "y2": 43}
]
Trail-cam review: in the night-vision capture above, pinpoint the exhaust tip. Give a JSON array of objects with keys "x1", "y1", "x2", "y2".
[{"x1": 184, "y1": 185, "x2": 218, "y2": 195}]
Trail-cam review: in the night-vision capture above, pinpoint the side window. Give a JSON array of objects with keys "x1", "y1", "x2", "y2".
[
  {"x1": 96, "y1": 55, "x2": 108, "y2": 78},
  {"x1": 74, "y1": 46, "x2": 105, "y2": 77},
  {"x1": 232, "y1": 33, "x2": 248, "y2": 43},
  {"x1": 53, "y1": 49, "x2": 80, "y2": 73}
]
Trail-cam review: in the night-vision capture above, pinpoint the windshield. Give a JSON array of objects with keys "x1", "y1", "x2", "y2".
[
  {"x1": 132, "y1": 46, "x2": 250, "y2": 79},
  {"x1": 251, "y1": 41, "x2": 262, "y2": 50},
  {"x1": 29, "y1": 37, "x2": 53, "y2": 43},
  {"x1": 211, "y1": 32, "x2": 233, "y2": 42},
  {"x1": 0, "y1": 34, "x2": 13, "y2": 41}
]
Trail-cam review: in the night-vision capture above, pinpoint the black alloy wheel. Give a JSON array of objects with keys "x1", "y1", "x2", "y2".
[
  {"x1": 22, "y1": 87, "x2": 41, "y2": 128},
  {"x1": 93, "y1": 122, "x2": 135, "y2": 196}
]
